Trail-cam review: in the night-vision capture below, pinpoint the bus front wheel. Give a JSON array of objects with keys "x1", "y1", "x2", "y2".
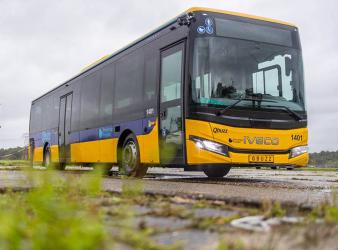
[
  {"x1": 119, "y1": 134, "x2": 148, "y2": 178},
  {"x1": 203, "y1": 165, "x2": 231, "y2": 178}
]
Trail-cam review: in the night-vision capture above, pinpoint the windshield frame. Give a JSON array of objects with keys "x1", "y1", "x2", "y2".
[{"x1": 186, "y1": 11, "x2": 307, "y2": 129}]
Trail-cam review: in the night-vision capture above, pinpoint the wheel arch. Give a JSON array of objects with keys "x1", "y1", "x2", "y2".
[{"x1": 43, "y1": 142, "x2": 50, "y2": 158}]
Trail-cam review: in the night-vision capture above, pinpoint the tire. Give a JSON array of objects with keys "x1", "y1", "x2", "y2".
[
  {"x1": 102, "y1": 164, "x2": 113, "y2": 176},
  {"x1": 118, "y1": 134, "x2": 148, "y2": 178},
  {"x1": 203, "y1": 165, "x2": 231, "y2": 178},
  {"x1": 256, "y1": 167, "x2": 261, "y2": 169},
  {"x1": 287, "y1": 167, "x2": 294, "y2": 170},
  {"x1": 55, "y1": 162, "x2": 66, "y2": 171},
  {"x1": 43, "y1": 146, "x2": 52, "y2": 168},
  {"x1": 43, "y1": 146, "x2": 65, "y2": 170},
  {"x1": 271, "y1": 166, "x2": 277, "y2": 170},
  {"x1": 29, "y1": 142, "x2": 35, "y2": 168}
]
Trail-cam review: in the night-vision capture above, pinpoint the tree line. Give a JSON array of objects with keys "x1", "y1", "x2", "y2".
[
  {"x1": 308, "y1": 150, "x2": 338, "y2": 168},
  {"x1": 0, "y1": 147, "x2": 27, "y2": 160}
]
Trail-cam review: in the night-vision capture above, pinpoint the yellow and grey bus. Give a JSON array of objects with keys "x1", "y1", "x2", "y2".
[{"x1": 29, "y1": 7, "x2": 308, "y2": 178}]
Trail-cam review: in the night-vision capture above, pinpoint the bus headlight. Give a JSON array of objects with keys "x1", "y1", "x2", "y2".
[
  {"x1": 290, "y1": 146, "x2": 308, "y2": 158},
  {"x1": 190, "y1": 136, "x2": 229, "y2": 156}
]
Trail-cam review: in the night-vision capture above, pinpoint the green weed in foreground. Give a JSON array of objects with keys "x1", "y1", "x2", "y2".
[
  {"x1": 0, "y1": 170, "x2": 108, "y2": 250},
  {"x1": 309, "y1": 190, "x2": 338, "y2": 223},
  {"x1": 0, "y1": 160, "x2": 29, "y2": 167},
  {"x1": 0, "y1": 170, "x2": 180, "y2": 250}
]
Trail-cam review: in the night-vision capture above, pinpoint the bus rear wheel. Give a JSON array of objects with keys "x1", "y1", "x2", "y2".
[
  {"x1": 203, "y1": 165, "x2": 231, "y2": 178},
  {"x1": 119, "y1": 134, "x2": 148, "y2": 178},
  {"x1": 43, "y1": 146, "x2": 65, "y2": 170},
  {"x1": 43, "y1": 146, "x2": 52, "y2": 168}
]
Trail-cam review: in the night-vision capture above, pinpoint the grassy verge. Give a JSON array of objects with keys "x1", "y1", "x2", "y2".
[
  {"x1": 0, "y1": 160, "x2": 29, "y2": 167},
  {"x1": 296, "y1": 167, "x2": 338, "y2": 172},
  {"x1": 0, "y1": 170, "x2": 179, "y2": 250}
]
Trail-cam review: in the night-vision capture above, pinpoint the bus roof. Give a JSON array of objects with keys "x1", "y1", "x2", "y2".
[
  {"x1": 81, "y1": 7, "x2": 296, "y2": 72},
  {"x1": 187, "y1": 7, "x2": 296, "y2": 27},
  {"x1": 32, "y1": 7, "x2": 296, "y2": 103}
]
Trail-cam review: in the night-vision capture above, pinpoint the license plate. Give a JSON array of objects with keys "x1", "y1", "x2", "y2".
[{"x1": 248, "y1": 155, "x2": 274, "y2": 163}]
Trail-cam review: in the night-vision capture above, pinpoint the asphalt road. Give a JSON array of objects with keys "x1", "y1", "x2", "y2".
[{"x1": 0, "y1": 166, "x2": 336, "y2": 208}]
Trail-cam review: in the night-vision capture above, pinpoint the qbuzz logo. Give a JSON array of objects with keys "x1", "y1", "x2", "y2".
[
  {"x1": 212, "y1": 127, "x2": 228, "y2": 134},
  {"x1": 197, "y1": 18, "x2": 214, "y2": 35}
]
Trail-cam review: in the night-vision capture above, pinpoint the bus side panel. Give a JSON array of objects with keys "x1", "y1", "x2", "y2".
[
  {"x1": 137, "y1": 119, "x2": 160, "y2": 164},
  {"x1": 71, "y1": 141, "x2": 100, "y2": 163},
  {"x1": 50, "y1": 145, "x2": 59, "y2": 162},
  {"x1": 99, "y1": 139, "x2": 118, "y2": 163},
  {"x1": 33, "y1": 147, "x2": 44, "y2": 162}
]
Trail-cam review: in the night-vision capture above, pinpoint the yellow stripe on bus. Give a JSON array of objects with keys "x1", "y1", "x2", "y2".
[
  {"x1": 33, "y1": 147, "x2": 44, "y2": 162},
  {"x1": 50, "y1": 145, "x2": 59, "y2": 162},
  {"x1": 71, "y1": 139, "x2": 118, "y2": 163}
]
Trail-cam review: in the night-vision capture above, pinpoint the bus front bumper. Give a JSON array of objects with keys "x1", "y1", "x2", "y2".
[{"x1": 186, "y1": 139, "x2": 309, "y2": 168}]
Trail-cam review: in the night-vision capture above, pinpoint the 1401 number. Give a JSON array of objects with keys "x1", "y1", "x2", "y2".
[{"x1": 291, "y1": 135, "x2": 303, "y2": 141}]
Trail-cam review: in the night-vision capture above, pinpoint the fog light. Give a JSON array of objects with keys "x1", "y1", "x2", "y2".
[
  {"x1": 190, "y1": 136, "x2": 228, "y2": 156},
  {"x1": 290, "y1": 146, "x2": 308, "y2": 158}
]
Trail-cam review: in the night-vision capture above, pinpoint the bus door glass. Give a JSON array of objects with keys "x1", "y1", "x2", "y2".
[
  {"x1": 58, "y1": 93, "x2": 72, "y2": 162},
  {"x1": 159, "y1": 42, "x2": 185, "y2": 165}
]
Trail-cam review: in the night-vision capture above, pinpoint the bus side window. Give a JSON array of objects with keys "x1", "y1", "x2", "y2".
[
  {"x1": 80, "y1": 73, "x2": 100, "y2": 129},
  {"x1": 144, "y1": 54, "x2": 157, "y2": 102},
  {"x1": 115, "y1": 49, "x2": 144, "y2": 110},
  {"x1": 160, "y1": 50, "x2": 182, "y2": 102},
  {"x1": 30, "y1": 103, "x2": 42, "y2": 133},
  {"x1": 100, "y1": 63, "x2": 115, "y2": 125}
]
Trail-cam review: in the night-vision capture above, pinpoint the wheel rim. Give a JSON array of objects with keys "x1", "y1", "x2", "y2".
[
  {"x1": 122, "y1": 141, "x2": 137, "y2": 174},
  {"x1": 45, "y1": 151, "x2": 51, "y2": 168}
]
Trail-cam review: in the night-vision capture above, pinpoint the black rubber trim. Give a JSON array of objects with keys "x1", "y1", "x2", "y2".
[{"x1": 228, "y1": 147, "x2": 290, "y2": 155}]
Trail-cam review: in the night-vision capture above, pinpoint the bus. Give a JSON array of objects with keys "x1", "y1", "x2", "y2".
[{"x1": 29, "y1": 7, "x2": 308, "y2": 178}]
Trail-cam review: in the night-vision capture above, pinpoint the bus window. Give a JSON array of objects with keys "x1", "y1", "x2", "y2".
[
  {"x1": 80, "y1": 73, "x2": 100, "y2": 129},
  {"x1": 30, "y1": 103, "x2": 42, "y2": 133},
  {"x1": 160, "y1": 50, "x2": 182, "y2": 102},
  {"x1": 100, "y1": 63, "x2": 115, "y2": 124},
  {"x1": 115, "y1": 50, "x2": 144, "y2": 109},
  {"x1": 144, "y1": 48, "x2": 157, "y2": 102}
]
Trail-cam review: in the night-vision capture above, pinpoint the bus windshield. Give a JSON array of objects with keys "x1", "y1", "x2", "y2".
[{"x1": 191, "y1": 36, "x2": 306, "y2": 113}]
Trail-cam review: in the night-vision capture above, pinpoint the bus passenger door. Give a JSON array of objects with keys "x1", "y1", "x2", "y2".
[
  {"x1": 159, "y1": 42, "x2": 185, "y2": 165},
  {"x1": 58, "y1": 93, "x2": 72, "y2": 162}
]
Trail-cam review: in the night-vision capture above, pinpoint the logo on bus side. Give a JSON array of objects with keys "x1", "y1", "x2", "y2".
[
  {"x1": 243, "y1": 136, "x2": 279, "y2": 145},
  {"x1": 212, "y1": 127, "x2": 228, "y2": 134},
  {"x1": 197, "y1": 18, "x2": 214, "y2": 35}
]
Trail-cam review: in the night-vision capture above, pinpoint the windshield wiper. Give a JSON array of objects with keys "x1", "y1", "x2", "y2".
[
  {"x1": 263, "y1": 105, "x2": 304, "y2": 121},
  {"x1": 216, "y1": 95, "x2": 276, "y2": 116}
]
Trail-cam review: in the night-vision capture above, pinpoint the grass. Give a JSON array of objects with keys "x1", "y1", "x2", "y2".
[
  {"x1": 297, "y1": 167, "x2": 338, "y2": 172},
  {"x1": 0, "y1": 160, "x2": 29, "y2": 167},
  {"x1": 262, "y1": 201, "x2": 286, "y2": 218},
  {"x1": 308, "y1": 190, "x2": 338, "y2": 223},
  {"x1": 0, "y1": 169, "x2": 180, "y2": 250},
  {"x1": 0, "y1": 170, "x2": 107, "y2": 249}
]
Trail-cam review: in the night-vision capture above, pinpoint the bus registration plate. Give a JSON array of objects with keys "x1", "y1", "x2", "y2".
[{"x1": 248, "y1": 155, "x2": 274, "y2": 163}]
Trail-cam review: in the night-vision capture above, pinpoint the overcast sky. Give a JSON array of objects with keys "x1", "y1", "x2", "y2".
[{"x1": 0, "y1": 0, "x2": 337, "y2": 152}]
